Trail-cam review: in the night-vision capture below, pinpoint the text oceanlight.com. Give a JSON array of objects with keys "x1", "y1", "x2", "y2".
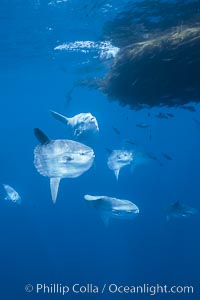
[{"x1": 24, "y1": 283, "x2": 194, "y2": 296}]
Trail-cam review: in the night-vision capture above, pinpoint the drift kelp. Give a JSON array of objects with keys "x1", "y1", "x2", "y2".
[
  {"x1": 78, "y1": 1, "x2": 200, "y2": 109},
  {"x1": 99, "y1": 25, "x2": 200, "y2": 109},
  {"x1": 103, "y1": 0, "x2": 200, "y2": 47}
]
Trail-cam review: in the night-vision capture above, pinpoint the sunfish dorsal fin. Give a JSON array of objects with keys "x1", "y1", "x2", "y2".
[
  {"x1": 34, "y1": 128, "x2": 50, "y2": 145},
  {"x1": 50, "y1": 178, "x2": 60, "y2": 204},
  {"x1": 84, "y1": 195, "x2": 103, "y2": 201},
  {"x1": 114, "y1": 169, "x2": 120, "y2": 180},
  {"x1": 50, "y1": 110, "x2": 69, "y2": 125},
  {"x1": 173, "y1": 200, "x2": 181, "y2": 208}
]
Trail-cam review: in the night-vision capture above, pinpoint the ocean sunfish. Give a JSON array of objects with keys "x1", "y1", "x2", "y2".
[
  {"x1": 167, "y1": 201, "x2": 198, "y2": 221},
  {"x1": 107, "y1": 149, "x2": 133, "y2": 180},
  {"x1": 84, "y1": 194, "x2": 139, "y2": 226},
  {"x1": 34, "y1": 128, "x2": 95, "y2": 203},
  {"x1": 50, "y1": 110, "x2": 99, "y2": 138},
  {"x1": 2, "y1": 184, "x2": 21, "y2": 204}
]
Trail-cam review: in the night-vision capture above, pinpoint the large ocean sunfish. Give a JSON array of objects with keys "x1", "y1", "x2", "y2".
[
  {"x1": 166, "y1": 201, "x2": 198, "y2": 221},
  {"x1": 2, "y1": 184, "x2": 21, "y2": 204},
  {"x1": 107, "y1": 149, "x2": 133, "y2": 180},
  {"x1": 84, "y1": 194, "x2": 139, "y2": 226},
  {"x1": 107, "y1": 148, "x2": 150, "y2": 180},
  {"x1": 34, "y1": 128, "x2": 95, "y2": 203},
  {"x1": 50, "y1": 110, "x2": 99, "y2": 139}
]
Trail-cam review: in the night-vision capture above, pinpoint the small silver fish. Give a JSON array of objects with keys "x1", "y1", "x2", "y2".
[
  {"x1": 84, "y1": 194, "x2": 139, "y2": 226},
  {"x1": 161, "y1": 152, "x2": 173, "y2": 160},
  {"x1": 155, "y1": 112, "x2": 170, "y2": 119},
  {"x1": 166, "y1": 113, "x2": 175, "y2": 118},
  {"x1": 182, "y1": 105, "x2": 196, "y2": 112},
  {"x1": 136, "y1": 122, "x2": 149, "y2": 128},
  {"x1": 124, "y1": 139, "x2": 137, "y2": 146},
  {"x1": 112, "y1": 126, "x2": 120, "y2": 135},
  {"x1": 146, "y1": 152, "x2": 158, "y2": 161},
  {"x1": 50, "y1": 110, "x2": 99, "y2": 138},
  {"x1": 2, "y1": 184, "x2": 21, "y2": 204}
]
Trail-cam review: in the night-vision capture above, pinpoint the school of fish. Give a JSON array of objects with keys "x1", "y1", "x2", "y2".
[{"x1": 0, "y1": 109, "x2": 198, "y2": 227}]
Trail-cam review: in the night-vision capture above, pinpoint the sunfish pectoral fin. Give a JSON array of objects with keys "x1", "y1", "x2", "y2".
[
  {"x1": 114, "y1": 169, "x2": 120, "y2": 180},
  {"x1": 50, "y1": 178, "x2": 61, "y2": 204},
  {"x1": 74, "y1": 127, "x2": 83, "y2": 137},
  {"x1": 100, "y1": 212, "x2": 110, "y2": 227},
  {"x1": 34, "y1": 128, "x2": 50, "y2": 145},
  {"x1": 50, "y1": 110, "x2": 69, "y2": 125}
]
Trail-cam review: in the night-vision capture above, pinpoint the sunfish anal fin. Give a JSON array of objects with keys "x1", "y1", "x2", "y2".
[
  {"x1": 50, "y1": 110, "x2": 69, "y2": 125},
  {"x1": 114, "y1": 169, "x2": 120, "y2": 180},
  {"x1": 100, "y1": 212, "x2": 110, "y2": 227},
  {"x1": 50, "y1": 178, "x2": 61, "y2": 204}
]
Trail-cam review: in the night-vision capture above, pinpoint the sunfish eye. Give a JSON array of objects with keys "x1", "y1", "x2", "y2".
[
  {"x1": 63, "y1": 156, "x2": 73, "y2": 161},
  {"x1": 80, "y1": 152, "x2": 85, "y2": 156}
]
